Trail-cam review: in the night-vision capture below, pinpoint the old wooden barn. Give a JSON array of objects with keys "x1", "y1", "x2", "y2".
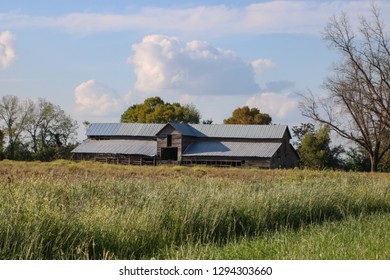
[{"x1": 71, "y1": 123, "x2": 299, "y2": 168}]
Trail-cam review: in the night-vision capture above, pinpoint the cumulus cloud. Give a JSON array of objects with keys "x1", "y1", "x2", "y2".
[
  {"x1": 246, "y1": 92, "x2": 299, "y2": 120},
  {"x1": 74, "y1": 80, "x2": 124, "y2": 117},
  {"x1": 0, "y1": 31, "x2": 16, "y2": 69},
  {"x1": 130, "y1": 34, "x2": 259, "y2": 96}
]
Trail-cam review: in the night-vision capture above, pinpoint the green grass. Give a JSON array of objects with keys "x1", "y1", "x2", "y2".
[
  {"x1": 161, "y1": 213, "x2": 390, "y2": 259},
  {"x1": 0, "y1": 160, "x2": 389, "y2": 259}
]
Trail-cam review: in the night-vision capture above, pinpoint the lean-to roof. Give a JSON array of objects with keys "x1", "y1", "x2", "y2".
[
  {"x1": 72, "y1": 139, "x2": 157, "y2": 156},
  {"x1": 183, "y1": 141, "x2": 282, "y2": 158}
]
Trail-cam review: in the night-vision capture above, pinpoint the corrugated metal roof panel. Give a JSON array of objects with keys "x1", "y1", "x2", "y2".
[
  {"x1": 168, "y1": 123, "x2": 205, "y2": 137},
  {"x1": 190, "y1": 124, "x2": 288, "y2": 139},
  {"x1": 183, "y1": 141, "x2": 282, "y2": 158},
  {"x1": 87, "y1": 123, "x2": 121, "y2": 136},
  {"x1": 117, "y1": 123, "x2": 165, "y2": 136},
  {"x1": 86, "y1": 123, "x2": 288, "y2": 139},
  {"x1": 72, "y1": 139, "x2": 157, "y2": 156},
  {"x1": 87, "y1": 123, "x2": 165, "y2": 137}
]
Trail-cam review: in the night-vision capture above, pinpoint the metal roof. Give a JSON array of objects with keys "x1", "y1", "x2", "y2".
[
  {"x1": 190, "y1": 124, "x2": 288, "y2": 139},
  {"x1": 72, "y1": 139, "x2": 157, "y2": 156},
  {"x1": 87, "y1": 123, "x2": 165, "y2": 137},
  {"x1": 183, "y1": 141, "x2": 282, "y2": 158},
  {"x1": 86, "y1": 123, "x2": 289, "y2": 139},
  {"x1": 157, "y1": 123, "x2": 206, "y2": 137}
]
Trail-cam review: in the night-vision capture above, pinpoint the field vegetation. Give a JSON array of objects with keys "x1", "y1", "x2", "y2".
[{"x1": 0, "y1": 160, "x2": 389, "y2": 259}]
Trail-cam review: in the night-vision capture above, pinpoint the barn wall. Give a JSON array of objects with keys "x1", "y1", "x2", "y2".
[
  {"x1": 181, "y1": 156, "x2": 272, "y2": 168},
  {"x1": 156, "y1": 125, "x2": 184, "y2": 161},
  {"x1": 72, "y1": 153, "x2": 156, "y2": 165},
  {"x1": 269, "y1": 143, "x2": 299, "y2": 169},
  {"x1": 285, "y1": 144, "x2": 299, "y2": 168}
]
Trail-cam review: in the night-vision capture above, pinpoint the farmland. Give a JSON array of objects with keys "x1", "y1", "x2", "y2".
[{"x1": 0, "y1": 160, "x2": 389, "y2": 259}]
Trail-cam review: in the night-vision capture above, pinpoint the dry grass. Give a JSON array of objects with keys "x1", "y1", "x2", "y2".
[{"x1": 0, "y1": 160, "x2": 389, "y2": 259}]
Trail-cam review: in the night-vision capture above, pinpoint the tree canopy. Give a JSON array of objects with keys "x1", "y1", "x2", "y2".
[
  {"x1": 298, "y1": 125, "x2": 344, "y2": 169},
  {"x1": 0, "y1": 95, "x2": 78, "y2": 161},
  {"x1": 291, "y1": 123, "x2": 315, "y2": 149},
  {"x1": 223, "y1": 106, "x2": 271, "y2": 125},
  {"x1": 120, "y1": 97, "x2": 201, "y2": 124}
]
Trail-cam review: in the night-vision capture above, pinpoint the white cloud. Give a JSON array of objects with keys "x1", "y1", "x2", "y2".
[
  {"x1": 246, "y1": 92, "x2": 299, "y2": 120},
  {"x1": 251, "y1": 59, "x2": 275, "y2": 75},
  {"x1": 74, "y1": 80, "x2": 124, "y2": 117},
  {"x1": 2, "y1": 1, "x2": 389, "y2": 35},
  {"x1": 130, "y1": 34, "x2": 259, "y2": 96},
  {"x1": 0, "y1": 31, "x2": 16, "y2": 69}
]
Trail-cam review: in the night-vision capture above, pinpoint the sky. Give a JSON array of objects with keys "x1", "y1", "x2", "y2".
[{"x1": 1, "y1": 0, "x2": 390, "y2": 140}]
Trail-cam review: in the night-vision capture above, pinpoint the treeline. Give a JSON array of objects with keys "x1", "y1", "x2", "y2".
[
  {"x1": 0, "y1": 95, "x2": 78, "y2": 161},
  {"x1": 120, "y1": 96, "x2": 272, "y2": 125},
  {"x1": 291, "y1": 123, "x2": 390, "y2": 172}
]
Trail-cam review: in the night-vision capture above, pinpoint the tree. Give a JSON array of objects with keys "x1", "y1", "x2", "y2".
[
  {"x1": 223, "y1": 106, "x2": 271, "y2": 125},
  {"x1": 120, "y1": 96, "x2": 201, "y2": 124},
  {"x1": 299, "y1": 126, "x2": 333, "y2": 169},
  {"x1": 0, "y1": 129, "x2": 4, "y2": 160},
  {"x1": 0, "y1": 95, "x2": 34, "y2": 159},
  {"x1": 345, "y1": 147, "x2": 371, "y2": 172},
  {"x1": 26, "y1": 98, "x2": 78, "y2": 161},
  {"x1": 202, "y1": 119, "x2": 213, "y2": 124},
  {"x1": 0, "y1": 95, "x2": 78, "y2": 161},
  {"x1": 291, "y1": 123, "x2": 315, "y2": 149},
  {"x1": 299, "y1": 4, "x2": 390, "y2": 172}
]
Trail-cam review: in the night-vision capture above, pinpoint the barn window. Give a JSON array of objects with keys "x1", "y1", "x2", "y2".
[{"x1": 167, "y1": 135, "x2": 172, "y2": 147}]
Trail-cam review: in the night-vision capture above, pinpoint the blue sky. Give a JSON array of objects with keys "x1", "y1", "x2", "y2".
[{"x1": 1, "y1": 0, "x2": 390, "y2": 139}]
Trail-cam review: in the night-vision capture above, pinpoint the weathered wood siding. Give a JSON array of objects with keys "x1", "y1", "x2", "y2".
[
  {"x1": 72, "y1": 153, "x2": 156, "y2": 165},
  {"x1": 181, "y1": 156, "x2": 272, "y2": 168},
  {"x1": 156, "y1": 125, "x2": 183, "y2": 161},
  {"x1": 269, "y1": 143, "x2": 299, "y2": 169}
]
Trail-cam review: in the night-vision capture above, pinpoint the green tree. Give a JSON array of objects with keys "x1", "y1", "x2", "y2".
[
  {"x1": 345, "y1": 147, "x2": 371, "y2": 172},
  {"x1": 223, "y1": 106, "x2": 271, "y2": 125},
  {"x1": 27, "y1": 98, "x2": 78, "y2": 161},
  {"x1": 202, "y1": 119, "x2": 213, "y2": 124},
  {"x1": 26, "y1": 98, "x2": 77, "y2": 154},
  {"x1": 120, "y1": 97, "x2": 201, "y2": 124},
  {"x1": 0, "y1": 95, "x2": 34, "y2": 160},
  {"x1": 291, "y1": 123, "x2": 315, "y2": 149},
  {"x1": 299, "y1": 126, "x2": 342, "y2": 169},
  {"x1": 0, "y1": 95, "x2": 78, "y2": 161}
]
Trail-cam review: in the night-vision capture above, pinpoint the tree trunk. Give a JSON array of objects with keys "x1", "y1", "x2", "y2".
[{"x1": 369, "y1": 153, "x2": 379, "y2": 172}]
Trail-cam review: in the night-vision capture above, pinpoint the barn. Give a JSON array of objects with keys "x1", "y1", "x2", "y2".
[{"x1": 71, "y1": 123, "x2": 299, "y2": 168}]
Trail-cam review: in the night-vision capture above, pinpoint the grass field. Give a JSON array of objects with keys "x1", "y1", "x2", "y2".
[{"x1": 0, "y1": 160, "x2": 389, "y2": 260}]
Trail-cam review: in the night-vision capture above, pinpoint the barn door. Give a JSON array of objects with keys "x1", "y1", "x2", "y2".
[{"x1": 161, "y1": 147, "x2": 178, "y2": 160}]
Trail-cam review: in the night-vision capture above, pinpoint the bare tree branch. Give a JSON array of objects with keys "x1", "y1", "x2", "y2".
[{"x1": 300, "y1": 3, "x2": 390, "y2": 171}]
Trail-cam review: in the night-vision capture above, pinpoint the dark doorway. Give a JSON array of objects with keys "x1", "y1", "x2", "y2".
[{"x1": 161, "y1": 147, "x2": 178, "y2": 160}]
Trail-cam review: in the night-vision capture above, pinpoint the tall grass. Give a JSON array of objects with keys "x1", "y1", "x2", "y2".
[
  {"x1": 0, "y1": 161, "x2": 389, "y2": 259},
  {"x1": 162, "y1": 213, "x2": 390, "y2": 259}
]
